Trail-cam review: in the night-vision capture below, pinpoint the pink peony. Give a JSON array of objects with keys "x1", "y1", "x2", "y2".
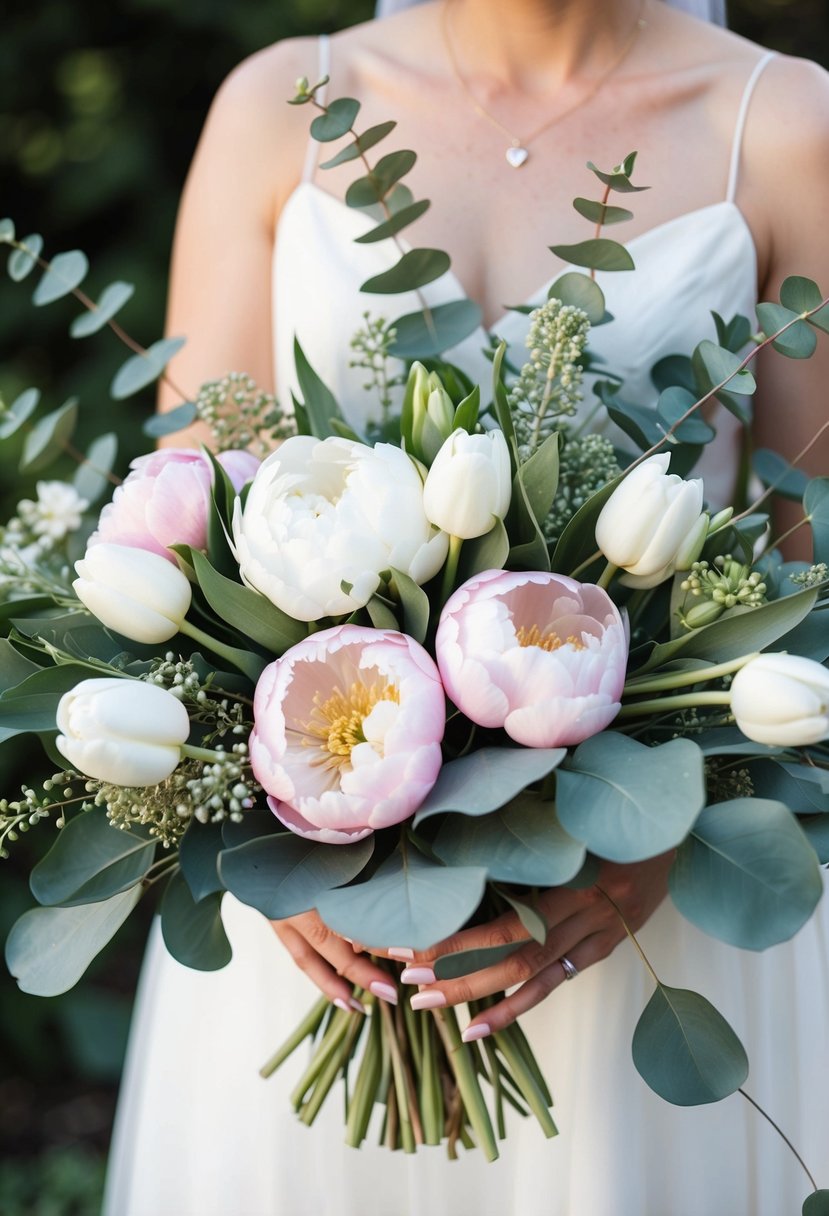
[
  {"x1": 435, "y1": 569, "x2": 628, "y2": 748},
  {"x1": 90, "y1": 447, "x2": 260, "y2": 562},
  {"x1": 250, "y1": 625, "x2": 446, "y2": 844}
]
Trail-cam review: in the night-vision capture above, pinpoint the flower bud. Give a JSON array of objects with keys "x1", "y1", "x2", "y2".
[
  {"x1": 678, "y1": 598, "x2": 725, "y2": 630},
  {"x1": 422, "y1": 429, "x2": 511, "y2": 539},
  {"x1": 74, "y1": 543, "x2": 192, "y2": 643},
  {"x1": 405, "y1": 362, "x2": 455, "y2": 465},
  {"x1": 56, "y1": 678, "x2": 191, "y2": 787},
  {"x1": 596, "y1": 454, "x2": 706, "y2": 588},
  {"x1": 730, "y1": 653, "x2": 829, "y2": 747}
]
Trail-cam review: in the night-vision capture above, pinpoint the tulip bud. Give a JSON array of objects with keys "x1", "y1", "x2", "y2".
[
  {"x1": 405, "y1": 362, "x2": 455, "y2": 465},
  {"x1": 74, "y1": 543, "x2": 192, "y2": 643},
  {"x1": 596, "y1": 454, "x2": 706, "y2": 589},
  {"x1": 422, "y1": 429, "x2": 511, "y2": 539},
  {"x1": 730, "y1": 653, "x2": 829, "y2": 747},
  {"x1": 56, "y1": 677, "x2": 191, "y2": 787}
]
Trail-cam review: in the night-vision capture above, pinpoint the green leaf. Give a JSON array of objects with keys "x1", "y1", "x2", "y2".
[
  {"x1": 711, "y1": 311, "x2": 752, "y2": 354},
  {"x1": 8, "y1": 233, "x2": 44, "y2": 281},
  {"x1": 318, "y1": 120, "x2": 397, "y2": 168},
  {"x1": 586, "y1": 158, "x2": 649, "y2": 193},
  {"x1": 490, "y1": 341, "x2": 517, "y2": 457},
  {"x1": 632, "y1": 985, "x2": 748, "y2": 1105},
  {"x1": 781, "y1": 275, "x2": 829, "y2": 334},
  {"x1": 366, "y1": 594, "x2": 399, "y2": 629},
  {"x1": 73, "y1": 433, "x2": 118, "y2": 505},
  {"x1": 0, "y1": 663, "x2": 97, "y2": 732},
  {"x1": 803, "y1": 1193, "x2": 829, "y2": 1216},
  {"x1": 756, "y1": 302, "x2": 817, "y2": 359},
  {"x1": 309, "y1": 97, "x2": 361, "y2": 142},
  {"x1": 0, "y1": 387, "x2": 40, "y2": 439},
  {"x1": 452, "y1": 384, "x2": 480, "y2": 435},
  {"x1": 32, "y1": 250, "x2": 88, "y2": 305},
  {"x1": 691, "y1": 340, "x2": 756, "y2": 424},
  {"x1": 388, "y1": 567, "x2": 429, "y2": 644},
  {"x1": 549, "y1": 238, "x2": 635, "y2": 272},
  {"x1": 293, "y1": 336, "x2": 346, "y2": 439},
  {"x1": 316, "y1": 847, "x2": 488, "y2": 951},
  {"x1": 0, "y1": 218, "x2": 15, "y2": 242},
  {"x1": 387, "y1": 299, "x2": 483, "y2": 359},
  {"x1": 433, "y1": 792, "x2": 586, "y2": 887},
  {"x1": 669, "y1": 798, "x2": 823, "y2": 950},
  {"x1": 546, "y1": 272, "x2": 608, "y2": 324},
  {"x1": 556, "y1": 735, "x2": 706, "y2": 862},
  {"x1": 361, "y1": 248, "x2": 450, "y2": 294},
  {"x1": 346, "y1": 150, "x2": 417, "y2": 208},
  {"x1": 219, "y1": 833, "x2": 374, "y2": 919},
  {"x1": 0, "y1": 639, "x2": 41, "y2": 692},
  {"x1": 354, "y1": 200, "x2": 430, "y2": 244},
  {"x1": 651, "y1": 353, "x2": 696, "y2": 395},
  {"x1": 142, "y1": 400, "x2": 197, "y2": 438},
  {"x1": 515, "y1": 433, "x2": 560, "y2": 531},
  {"x1": 5, "y1": 887, "x2": 142, "y2": 996},
  {"x1": 70, "y1": 280, "x2": 135, "y2": 338},
  {"x1": 188, "y1": 549, "x2": 305, "y2": 655},
  {"x1": 498, "y1": 888, "x2": 548, "y2": 945},
  {"x1": 752, "y1": 447, "x2": 810, "y2": 502},
  {"x1": 805, "y1": 477, "x2": 829, "y2": 564},
  {"x1": 179, "y1": 820, "x2": 225, "y2": 901},
  {"x1": 111, "y1": 336, "x2": 186, "y2": 400},
  {"x1": 656, "y1": 386, "x2": 715, "y2": 444},
  {"x1": 160, "y1": 870, "x2": 232, "y2": 971},
  {"x1": 434, "y1": 939, "x2": 522, "y2": 980},
  {"x1": 551, "y1": 471, "x2": 624, "y2": 575},
  {"x1": 456, "y1": 517, "x2": 510, "y2": 583},
  {"x1": 414, "y1": 747, "x2": 566, "y2": 826},
  {"x1": 572, "y1": 198, "x2": 634, "y2": 226},
  {"x1": 603, "y1": 387, "x2": 665, "y2": 450},
  {"x1": 20, "y1": 398, "x2": 78, "y2": 473},
  {"x1": 30, "y1": 808, "x2": 155, "y2": 907}
]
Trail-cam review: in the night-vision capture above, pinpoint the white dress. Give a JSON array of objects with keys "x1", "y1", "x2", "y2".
[{"x1": 103, "y1": 46, "x2": 829, "y2": 1216}]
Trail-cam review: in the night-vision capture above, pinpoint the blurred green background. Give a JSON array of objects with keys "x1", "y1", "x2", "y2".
[{"x1": 0, "y1": 1, "x2": 826, "y2": 1212}]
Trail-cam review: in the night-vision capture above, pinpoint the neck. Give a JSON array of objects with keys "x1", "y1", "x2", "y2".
[{"x1": 442, "y1": 0, "x2": 646, "y2": 91}]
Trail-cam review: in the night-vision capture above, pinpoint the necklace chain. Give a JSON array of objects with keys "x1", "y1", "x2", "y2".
[{"x1": 441, "y1": 0, "x2": 648, "y2": 167}]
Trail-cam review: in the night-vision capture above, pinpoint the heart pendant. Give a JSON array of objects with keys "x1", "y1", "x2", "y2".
[{"x1": 506, "y1": 145, "x2": 529, "y2": 169}]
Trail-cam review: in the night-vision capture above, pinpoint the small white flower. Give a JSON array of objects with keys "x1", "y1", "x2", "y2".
[{"x1": 18, "y1": 481, "x2": 89, "y2": 542}]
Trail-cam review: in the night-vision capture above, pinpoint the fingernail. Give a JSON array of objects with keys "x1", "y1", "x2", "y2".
[
  {"x1": 410, "y1": 990, "x2": 446, "y2": 1011},
  {"x1": 461, "y1": 1022, "x2": 491, "y2": 1043},
  {"x1": 400, "y1": 966, "x2": 435, "y2": 985},
  {"x1": 333, "y1": 998, "x2": 353, "y2": 1014},
  {"x1": 387, "y1": 947, "x2": 414, "y2": 960},
  {"x1": 370, "y1": 981, "x2": 398, "y2": 1005},
  {"x1": 349, "y1": 996, "x2": 367, "y2": 1014}
]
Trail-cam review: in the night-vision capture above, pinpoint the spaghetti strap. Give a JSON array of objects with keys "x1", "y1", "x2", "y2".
[
  {"x1": 300, "y1": 34, "x2": 331, "y2": 184},
  {"x1": 726, "y1": 51, "x2": 776, "y2": 203}
]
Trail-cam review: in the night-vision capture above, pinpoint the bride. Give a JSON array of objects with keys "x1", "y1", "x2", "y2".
[{"x1": 103, "y1": 1, "x2": 829, "y2": 1212}]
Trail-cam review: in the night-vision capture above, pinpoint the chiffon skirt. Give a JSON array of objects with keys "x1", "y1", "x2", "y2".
[{"x1": 102, "y1": 883, "x2": 829, "y2": 1216}]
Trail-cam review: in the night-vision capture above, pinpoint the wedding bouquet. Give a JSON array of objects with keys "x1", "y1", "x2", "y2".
[{"x1": 1, "y1": 75, "x2": 828, "y2": 1199}]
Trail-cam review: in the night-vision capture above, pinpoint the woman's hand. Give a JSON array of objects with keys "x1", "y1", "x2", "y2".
[
  {"x1": 270, "y1": 911, "x2": 399, "y2": 1013},
  {"x1": 384, "y1": 853, "x2": 675, "y2": 1040}
]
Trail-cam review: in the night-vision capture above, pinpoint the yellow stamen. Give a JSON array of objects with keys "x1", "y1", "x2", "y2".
[
  {"x1": 299, "y1": 680, "x2": 399, "y2": 771},
  {"x1": 515, "y1": 624, "x2": 586, "y2": 652}
]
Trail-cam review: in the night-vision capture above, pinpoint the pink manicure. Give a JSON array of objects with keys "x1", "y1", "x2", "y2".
[
  {"x1": 410, "y1": 990, "x2": 446, "y2": 1011},
  {"x1": 387, "y1": 947, "x2": 415, "y2": 960},
  {"x1": 370, "y1": 980, "x2": 399, "y2": 1006},
  {"x1": 333, "y1": 998, "x2": 351, "y2": 1013},
  {"x1": 400, "y1": 966, "x2": 435, "y2": 985},
  {"x1": 461, "y1": 1022, "x2": 492, "y2": 1043},
  {"x1": 349, "y1": 996, "x2": 367, "y2": 1014}
]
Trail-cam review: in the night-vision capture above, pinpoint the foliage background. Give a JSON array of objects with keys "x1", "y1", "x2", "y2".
[{"x1": 0, "y1": 0, "x2": 826, "y2": 1210}]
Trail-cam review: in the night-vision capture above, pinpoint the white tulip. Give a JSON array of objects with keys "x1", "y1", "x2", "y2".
[
  {"x1": 595, "y1": 455, "x2": 707, "y2": 588},
  {"x1": 56, "y1": 678, "x2": 191, "y2": 787},
  {"x1": 74, "y1": 543, "x2": 192, "y2": 643},
  {"x1": 422, "y1": 429, "x2": 512, "y2": 540},
  {"x1": 231, "y1": 435, "x2": 449, "y2": 621},
  {"x1": 730, "y1": 653, "x2": 829, "y2": 747}
]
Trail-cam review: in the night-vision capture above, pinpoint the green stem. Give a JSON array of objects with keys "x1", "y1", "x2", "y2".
[
  {"x1": 568, "y1": 547, "x2": 603, "y2": 579},
  {"x1": 623, "y1": 653, "x2": 757, "y2": 697},
  {"x1": 180, "y1": 743, "x2": 226, "y2": 765},
  {"x1": 596, "y1": 561, "x2": 618, "y2": 591},
  {"x1": 440, "y1": 534, "x2": 464, "y2": 604},
  {"x1": 179, "y1": 619, "x2": 263, "y2": 681},
  {"x1": 259, "y1": 995, "x2": 329, "y2": 1079},
  {"x1": 738, "y1": 1088, "x2": 819, "y2": 1193},
  {"x1": 433, "y1": 1006, "x2": 500, "y2": 1162},
  {"x1": 616, "y1": 690, "x2": 732, "y2": 719}
]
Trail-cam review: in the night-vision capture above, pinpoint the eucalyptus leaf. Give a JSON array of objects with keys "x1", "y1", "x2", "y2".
[
  {"x1": 691, "y1": 341, "x2": 755, "y2": 424},
  {"x1": 756, "y1": 302, "x2": 817, "y2": 359},
  {"x1": 413, "y1": 747, "x2": 566, "y2": 826},
  {"x1": 0, "y1": 639, "x2": 41, "y2": 692},
  {"x1": 8, "y1": 233, "x2": 44, "y2": 282},
  {"x1": 354, "y1": 200, "x2": 431, "y2": 244},
  {"x1": 433, "y1": 792, "x2": 586, "y2": 887},
  {"x1": 802, "y1": 1192, "x2": 829, "y2": 1216},
  {"x1": 346, "y1": 150, "x2": 417, "y2": 208},
  {"x1": 748, "y1": 759, "x2": 829, "y2": 813},
  {"x1": 556, "y1": 735, "x2": 705, "y2": 862},
  {"x1": 316, "y1": 847, "x2": 488, "y2": 951},
  {"x1": 20, "y1": 398, "x2": 78, "y2": 473},
  {"x1": 0, "y1": 218, "x2": 15, "y2": 242},
  {"x1": 73, "y1": 433, "x2": 118, "y2": 505},
  {"x1": 799, "y1": 817, "x2": 829, "y2": 864},
  {"x1": 179, "y1": 820, "x2": 225, "y2": 901},
  {"x1": 310, "y1": 97, "x2": 360, "y2": 142},
  {"x1": 0, "y1": 387, "x2": 40, "y2": 439},
  {"x1": 549, "y1": 238, "x2": 635, "y2": 272},
  {"x1": 160, "y1": 871, "x2": 232, "y2": 971},
  {"x1": 189, "y1": 549, "x2": 305, "y2": 655},
  {"x1": 434, "y1": 939, "x2": 522, "y2": 980},
  {"x1": 219, "y1": 833, "x2": 374, "y2": 919},
  {"x1": 142, "y1": 400, "x2": 197, "y2": 439},
  {"x1": 632, "y1": 985, "x2": 748, "y2": 1105},
  {"x1": 650, "y1": 353, "x2": 696, "y2": 395},
  {"x1": 804, "y1": 478, "x2": 829, "y2": 564},
  {"x1": 0, "y1": 662, "x2": 101, "y2": 732},
  {"x1": 388, "y1": 299, "x2": 483, "y2": 359},
  {"x1": 497, "y1": 888, "x2": 548, "y2": 945},
  {"x1": 670, "y1": 798, "x2": 823, "y2": 950},
  {"x1": 70, "y1": 281, "x2": 135, "y2": 338},
  {"x1": 572, "y1": 198, "x2": 634, "y2": 226},
  {"x1": 5, "y1": 886, "x2": 142, "y2": 996},
  {"x1": 711, "y1": 312, "x2": 752, "y2": 353},
  {"x1": 547, "y1": 272, "x2": 608, "y2": 325},
  {"x1": 30, "y1": 807, "x2": 155, "y2": 907},
  {"x1": 751, "y1": 447, "x2": 810, "y2": 501},
  {"x1": 780, "y1": 275, "x2": 824, "y2": 313},
  {"x1": 111, "y1": 336, "x2": 186, "y2": 400},
  {"x1": 585, "y1": 159, "x2": 649, "y2": 193},
  {"x1": 32, "y1": 250, "x2": 88, "y2": 305},
  {"x1": 656, "y1": 386, "x2": 715, "y2": 444},
  {"x1": 361, "y1": 248, "x2": 450, "y2": 294},
  {"x1": 319, "y1": 120, "x2": 397, "y2": 168},
  {"x1": 604, "y1": 390, "x2": 665, "y2": 450}
]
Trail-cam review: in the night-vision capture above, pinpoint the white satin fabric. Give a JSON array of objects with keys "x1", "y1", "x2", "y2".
[{"x1": 103, "y1": 50, "x2": 829, "y2": 1216}]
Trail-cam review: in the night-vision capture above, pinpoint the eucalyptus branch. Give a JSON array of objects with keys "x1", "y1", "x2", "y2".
[
  {"x1": 731, "y1": 417, "x2": 829, "y2": 526},
  {"x1": 589, "y1": 182, "x2": 613, "y2": 282}
]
